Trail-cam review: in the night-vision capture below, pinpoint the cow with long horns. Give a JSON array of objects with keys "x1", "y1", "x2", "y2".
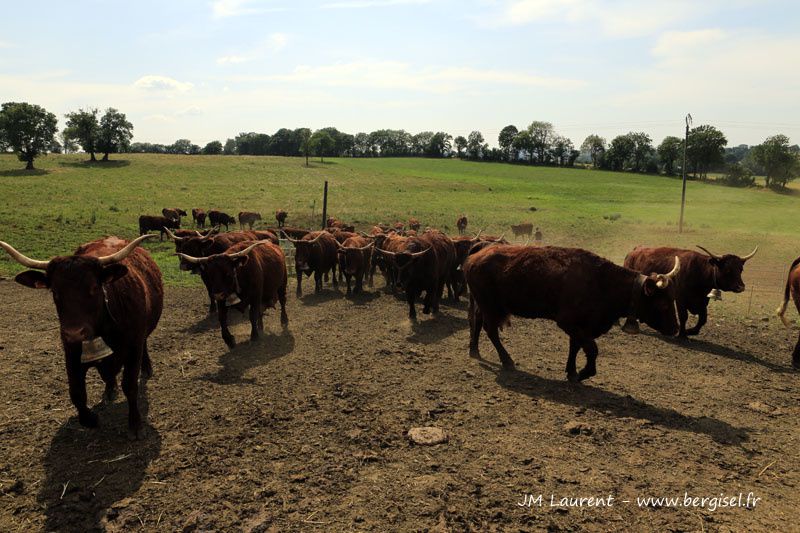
[
  {"x1": 622, "y1": 245, "x2": 757, "y2": 337},
  {"x1": 177, "y1": 240, "x2": 288, "y2": 348},
  {"x1": 775, "y1": 256, "x2": 800, "y2": 369},
  {"x1": 0, "y1": 235, "x2": 163, "y2": 438},
  {"x1": 336, "y1": 236, "x2": 374, "y2": 295},
  {"x1": 465, "y1": 245, "x2": 681, "y2": 379},
  {"x1": 282, "y1": 230, "x2": 338, "y2": 296}
]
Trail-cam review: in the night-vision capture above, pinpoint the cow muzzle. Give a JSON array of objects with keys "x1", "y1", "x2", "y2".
[{"x1": 62, "y1": 326, "x2": 93, "y2": 344}]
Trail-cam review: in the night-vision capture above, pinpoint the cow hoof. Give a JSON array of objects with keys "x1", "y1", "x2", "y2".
[
  {"x1": 567, "y1": 373, "x2": 580, "y2": 383},
  {"x1": 224, "y1": 337, "x2": 236, "y2": 349},
  {"x1": 79, "y1": 411, "x2": 99, "y2": 428},
  {"x1": 127, "y1": 428, "x2": 142, "y2": 441},
  {"x1": 685, "y1": 328, "x2": 701, "y2": 336},
  {"x1": 577, "y1": 369, "x2": 596, "y2": 381},
  {"x1": 792, "y1": 357, "x2": 800, "y2": 370},
  {"x1": 621, "y1": 320, "x2": 640, "y2": 334},
  {"x1": 103, "y1": 387, "x2": 118, "y2": 403},
  {"x1": 469, "y1": 346, "x2": 480, "y2": 359},
  {"x1": 501, "y1": 360, "x2": 516, "y2": 371}
]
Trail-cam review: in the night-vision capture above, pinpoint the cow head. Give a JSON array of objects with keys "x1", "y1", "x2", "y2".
[
  {"x1": 1, "y1": 235, "x2": 154, "y2": 344},
  {"x1": 165, "y1": 227, "x2": 217, "y2": 270},
  {"x1": 377, "y1": 243, "x2": 431, "y2": 287},
  {"x1": 697, "y1": 245, "x2": 757, "y2": 293},
  {"x1": 635, "y1": 257, "x2": 681, "y2": 336},
  {"x1": 336, "y1": 240, "x2": 373, "y2": 275},
  {"x1": 283, "y1": 231, "x2": 323, "y2": 272},
  {"x1": 177, "y1": 241, "x2": 266, "y2": 304}
]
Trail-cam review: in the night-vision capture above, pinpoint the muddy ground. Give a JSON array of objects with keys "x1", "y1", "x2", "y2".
[{"x1": 0, "y1": 277, "x2": 797, "y2": 532}]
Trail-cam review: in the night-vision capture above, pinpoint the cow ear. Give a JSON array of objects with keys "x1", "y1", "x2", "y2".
[
  {"x1": 15, "y1": 271, "x2": 49, "y2": 289},
  {"x1": 642, "y1": 277, "x2": 657, "y2": 296},
  {"x1": 101, "y1": 264, "x2": 129, "y2": 284},
  {"x1": 234, "y1": 256, "x2": 249, "y2": 268}
]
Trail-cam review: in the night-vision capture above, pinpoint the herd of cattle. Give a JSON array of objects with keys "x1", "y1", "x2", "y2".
[{"x1": 0, "y1": 208, "x2": 797, "y2": 440}]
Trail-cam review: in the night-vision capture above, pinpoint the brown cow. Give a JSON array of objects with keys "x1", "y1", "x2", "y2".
[
  {"x1": 238, "y1": 211, "x2": 262, "y2": 230},
  {"x1": 1, "y1": 235, "x2": 163, "y2": 438},
  {"x1": 510, "y1": 222, "x2": 533, "y2": 239},
  {"x1": 162, "y1": 208, "x2": 187, "y2": 222},
  {"x1": 465, "y1": 245, "x2": 680, "y2": 378},
  {"x1": 139, "y1": 215, "x2": 179, "y2": 240},
  {"x1": 208, "y1": 210, "x2": 236, "y2": 231},
  {"x1": 408, "y1": 217, "x2": 421, "y2": 231},
  {"x1": 623, "y1": 245, "x2": 757, "y2": 337},
  {"x1": 336, "y1": 236, "x2": 374, "y2": 295},
  {"x1": 282, "y1": 230, "x2": 338, "y2": 296},
  {"x1": 192, "y1": 208, "x2": 206, "y2": 228},
  {"x1": 456, "y1": 215, "x2": 468, "y2": 235},
  {"x1": 178, "y1": 240, "x2": 288, "y2": 348},
  {"x1": 275, "y1": 209, "x2": 288, "y2": 227},
  {"x1": 776, "y1": 256, "x2": 800, "y2": 369}
]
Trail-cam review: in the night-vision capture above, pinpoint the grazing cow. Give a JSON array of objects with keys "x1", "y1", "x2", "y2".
[
  {"x1": 375, "y1": 230, "x2": 455, "y2": 320},
  {"x1": 208, "y1": 210, "x2": 236, "y2": 231},
  {"x1": 139, "y1": 215, "x2": 179, "y2": 240},
  {"x1": 408, "y1": 217, "x2": 421, "y2": 231},
  {"x1": 456, "y1": 215, "x2": 468, "y2": 235},
  {"x1": 336, "y1": 236, "x2": 374, "y2": 295},
  {"x1": 623, "y1": 245, "x2": 757, "y2": 337},
  {"x1": 0, "y1": 235, "x2": 163, "y2": 438},
  {"x1": 282, "y1": 230, "x2": 338, "y2": 296},
  {"x1": 776, "y1": 256, "x2": 800, "y2": 369},
  {"x1": 192, "y1": 208, "x2": 206, "y2": 228},
  {"x1": 162, "y1": 208, "x2": 187, "y2": 222},
  {"x1": 465, "y1": 245, "x2": 680, "y2": 379},
  {"x1": 275, "y1": 209, "x2": 288, "y2": 227},
  {"x1": 238, "y1": 211, "x2": 262, "y2": 230},
  {"x1": 178, "y1": 240, "x2": 288, "y2": 348},
  {"x1": 510, "y1": 222, "x2": 533, "y2": 239}
]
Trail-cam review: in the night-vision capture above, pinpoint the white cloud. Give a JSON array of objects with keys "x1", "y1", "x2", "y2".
[
  {"x1": 322, "y1": 0, "x2": 432, "y2": 9},
  {"x1": 210, "y1": 0, "x2": 286, "y2": 18},
  {"x1": 133, "y1": 75, "x2": 194, "y2": 92}
]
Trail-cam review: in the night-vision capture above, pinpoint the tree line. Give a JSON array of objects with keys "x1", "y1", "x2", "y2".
[{"x1": 1, "y1": 100, "x2": 798, "y2": 189}]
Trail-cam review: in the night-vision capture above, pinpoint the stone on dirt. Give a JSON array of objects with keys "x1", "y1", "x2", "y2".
[{"x1": 408, "y1": 426, "x2": 448, "y2": 445}]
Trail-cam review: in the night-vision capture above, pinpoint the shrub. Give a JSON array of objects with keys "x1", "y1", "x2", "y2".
[{"x1": 721, "y1": 163, "x2": 755, "y2": 187}]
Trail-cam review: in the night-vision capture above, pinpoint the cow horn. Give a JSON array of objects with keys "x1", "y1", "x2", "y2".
[
  {"x1": 163, "y1": 227, "x2": 184, "y2": 241},
  {"x1": 493, "y1": 233, "x2": 505, "y2": 242},
  {"x1": 471, "y1": 229, "x2": 483, "y2": 242},
  {"x1": 375, "y1": 248, "x2": 396, "y2": 257},
  {"x1": 0, "y1": 241, "x2": 51, "y2": 270},
  {"x1": 410, "y1": 247, "x2": 431, "y2": 258},
  {"x1": 334, "y1": 240, "x2": 346, "y2": 250},
  {"x1": 741, "y1": 246, "x2": 758, "y2": 261},
  {"x1": 655, "y1": 256, "x2": 681, "y2": 288},
  {"x1": 176, "y1": 252, "x2": 210, "y2": 264},
  {"x1": 97, "y1": 234, "x2": 156, "y2": 265},
  {"x1": 305, "y1": 232, "x2": 323, "y2": 244},
  {"x1": 359, "y1": 242, "x2": 374, "y2": 251},
  {"x1": 696, "y1": 245, "x2": 721, "y2": 260},
  {"x1": 228, "y1": 240, "x2": 269, "y2": 258},
  {"x1": 280, "y1": 230, "x2": 300, "y2": 244}
]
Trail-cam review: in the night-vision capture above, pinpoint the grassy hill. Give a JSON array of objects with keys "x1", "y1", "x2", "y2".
[{"x1": 1, "y1": 153, "x2": 797, "y2": 314}]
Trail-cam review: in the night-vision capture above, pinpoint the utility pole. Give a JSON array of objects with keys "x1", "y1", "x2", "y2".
[
  {"x1": 678, "y1": 113, "x2": 692, "y2": 234},
  {"x1": 321, "y1": 180, "x2": 328, "y2": 230}
]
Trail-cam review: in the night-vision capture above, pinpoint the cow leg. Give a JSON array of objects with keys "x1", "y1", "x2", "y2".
[
  {"x1": 141, "y1": 342, "x2": 153, "y2": 379},
  {"x1": 793, "y1": 332, "x2": 800, "y2": 369},
  {"x1": 315, "y1": 270, "x2": 323, "y2": 293},
  {"x1": 218, "y1": 304, "x2": 236, "y2": 348},
  {"x1": 201, "y1": 270, "x2": 217, "y2": 315},
  {"x1": 345, "y1": 273, "x2": 352, "y2": 295},
  {"x1": 355, "y1": 272, "x2": 363, "y2": 294},
  {"x1": 296, "y1": 268, "x2": 303, "y2": 297},
  {"x1": 65, "y1": 346, "x2": 97, "y2": 427},
  {"x1": 407, "y1": 289, "x2": 418, "y2": 321},
  {"x1": 278, "y1": 281, "x2": 289, "y2": 327},
  {"x1": 468, "y1": 296, "x2": 482, "y2": 358},
  {"x1": 121, "y1": 345, "x2": 143, "y2": 439},
  {"x1": 97, "y1": 360, "x2": 118, "y2": 402},
  {"x1": 483, "y1": 318, "x2": 514, "y2": 370},
  {"x1": 677, "y1": 304, "x2": 690, "y2": 338},
  {"x1": 565, "y1": 337, "x2": 580, "y2": 381},
  {"x1": 685, "y1": 305, "x2": 708, "y2": 336},
  {"x1": 249, "y1": 300, "x2": 261, "y2": 342},
  {"x1": 577, "y1": 339, "x2": 598, "y2": 381},
  {"x1": 331, "y1": 263, "x2": 339, "y2": 288}
]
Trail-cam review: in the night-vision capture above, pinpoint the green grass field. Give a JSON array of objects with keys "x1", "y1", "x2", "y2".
[{"x1": 1, "y1": 153, "x2": 797, "y2": 310}]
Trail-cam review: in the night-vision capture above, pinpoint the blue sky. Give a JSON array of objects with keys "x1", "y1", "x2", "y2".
[{"x1": 1, "y1": 0, "x2": 798, "y2": 147}]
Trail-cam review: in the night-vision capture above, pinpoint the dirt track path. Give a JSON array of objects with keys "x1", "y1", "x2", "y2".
[{"x1": 0, "y1": 279, "x2": 797, "y2": 532}]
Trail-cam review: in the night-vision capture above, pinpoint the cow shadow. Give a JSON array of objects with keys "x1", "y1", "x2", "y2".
[
  {"x1": 345, "y1": 290, "x2": 381, "y2": 305},
  {"x1": 406, "y1": 311, "x2": 469, "y2": 344},
  {"x1": 200, "y1": 329, "x2": 295, "y2": 385},
  {"x1": 484, "y1": 363, "x2": 748, "y2": 445},
  {"x1": 643, "y1": 331, "x2": 795, "y2": 374},
  {"x1": 298, "y1": 289, "x2": 341, "y2": 306},
  {"x1": 38, "y1": 381, "x2": 161, "y2": 532}
]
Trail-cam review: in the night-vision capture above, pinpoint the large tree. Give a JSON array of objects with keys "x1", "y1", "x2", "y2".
[
  {"x1": 527, "y1": 121, "x2": 555, "y2": 163},
  {"x1": 628, "y1": 132, "x2": 654, "y2": 173},
  {"x1": 97, "y1": 108, "x2": 133, "y2": 161},
  {"x1": 427, "y1": 131, "x2": 452, "y2": 158},
  {"x1": 64, "y1": 108, "x2": 100, "y2": 161},
  {"x1": 498, "y1": 125, "x2": 518, "y2": 161},
  {"x1": 0, "y1": 102, "x2": 58, "y2": 170},
  {"x1": 580, "y1": 134, "x2": 606, "y2": 168},
  {"x1": 686, "y1": 124, "x2": 727, "y2": 179},
  {"x1": 223, "y1": 138, "x2": 236, "y2": 155},
  {"x1": 309, "y1": 130, "x2": 335, "y2": 162},
  {"x1": 202, "y1": 140, "x2": 223, "y2": 155},
  {"x1": 295, "y1": 128, "x2": 312, "y2": 165},
  {"x1": 453, "y1": 136, "x2": 467, "y2": 158},
  {"x1": 657, "y1": 136, "x2": 683, "y2": 175},
  {"x1": 751, "y1": 134, "x2": 800, "y2": 189},
  {"x1": 512, "y1": 130, "x2": 534, "y2": 163},
  {"x1": 550, "y1": 136, "x2": 575, "y2": 166},
  {"x1": 466, "y1": 131, "x2": 486, "y2": 160}
]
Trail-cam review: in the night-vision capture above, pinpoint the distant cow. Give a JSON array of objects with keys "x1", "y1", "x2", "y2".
[
  {"x1": 162, "y1": 208, "x2": 187, "y2": 222},
  {"x1": 336, "y1": 236, "x2": 374, "y2": 295},
  {"x1": 208, "y1": 210, "x2": 236, "y2": 230},
  {"x1": 283, "y1": 230, "x2": 339, "y2": 296},
  {"x1": 776, "y1": 256, "x2": 800, "y2": 369},
  {"x1": 238, "y1": 211, "x2": 262, "y2": 230},
  {"x1": 192, "y1": 208, "x2": 206, "y2": 228},
  {"x1": 0, "y1": 235, "x2": 163, "y2": 438},
  {"x1": 465, "y1": 245, "x2": 680, "y2": 379},
  {"x1": 178, "y1": 240, "x2": 288, "y2": 348},
  {"x1": 623, "y1": 245, "x2": 757, "y2": 337},
  {"x1": 408, "y1": 217, "x2": 421, "y2": 231},
  {"x1": 326, "y1": 217, "x2": 355, "y2": 232},
  {"x1": 456, "y1": 215, "x2": 468, "y2": 235},
  {"x1": 275, "y1": 209, "x2": 288, "y2": 227},
  {"x1": 510, "y1": 222, "x2": 533, "y2": 239},
  {"x1": 139, "y1": 215, "x2": 179, "y2": 240}
]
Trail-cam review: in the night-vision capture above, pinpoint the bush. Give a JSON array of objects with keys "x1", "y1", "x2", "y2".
[{"x1": 721, "y1": 163, "x2": 755, "y2": 187}]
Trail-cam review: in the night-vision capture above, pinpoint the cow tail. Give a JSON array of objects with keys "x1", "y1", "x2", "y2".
[{"x1": 776, "y1": 256, "x2": 800, "y2": 327}]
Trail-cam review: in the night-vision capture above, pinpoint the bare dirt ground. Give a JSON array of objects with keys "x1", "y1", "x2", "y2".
[{"x1": 0, "y1": 277, "x2": 797, "y2": 532}]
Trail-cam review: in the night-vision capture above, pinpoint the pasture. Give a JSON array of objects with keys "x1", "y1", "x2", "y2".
[{"x1": 0, "y1": 153, "x2": 798, "y2": 531}]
